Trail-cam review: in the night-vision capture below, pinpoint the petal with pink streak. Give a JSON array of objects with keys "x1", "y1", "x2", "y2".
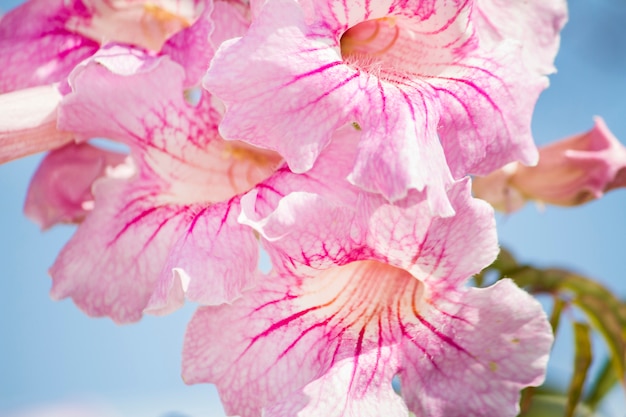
[
  {"x1": 241, "y1": 125, "x2": 362, "y2": 220},
  {"x1": 59, "y1": 47, "x2": 187, "y2": 144},
  {"x1": 204, "y1": 0, "x2": 357, "y2": 173},
  {"x1": 183, "y1": 262, "x2": 550, "y2": 416},
  {"x1": 182, "y1": 261, "x2": 423, "y2": 416},
  {"x1": 24, "y1": 142, "x2": 128, "y2": 229},
  {"x1": 241, "y1": 150, "x2": 497, "y2": 289},
  {"x1": 206, "y1": 0, "x2": 455, "y2": 206},
  {"x1": 400, "y1": 279, "x2": 553, "y2": 417},
  {"x1": 0, "y1": 0, "x2": 98, "y2": 93},
  {"x1": 183, "y1": 275, "x2": 333, "y2": 417},
  {"x1": 204, "y1": 0, "x2": 546, "y2": 213},
  {"x1": 347, "y1": 79, "x2": 453, "y2": 212},
  {"x1": 265, "y1": 347, "x2": 408, "y2": 417},
  {"x1": 0, "y1": 85, "x2": 74, "y2": 164},
  {"x1": 145, "y1": 198, "x2": 259, "y2": 315},
  {"x1": 434, "y1": 43, "x2": 542, "y2": 178},
  {"x1": 362, "y1": 179, "x2": 498, "y2": 290},
  {"x1": 49, "y1": 177, "x2": 189, "y2": 323},
  {"x1": 60, "y1": 46, "x2": 282, "y2": 204},
  {"x1": 54, "y1": 47, "x2": 274, "y2": 318}
]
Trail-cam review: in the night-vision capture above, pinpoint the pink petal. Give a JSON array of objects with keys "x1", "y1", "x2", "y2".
[
  {"x1": 24, "y1": 142, "x2": 128, "y2": 229},
  {"x1": 265, "y1": 347, "x2": 408, "y2": 417},
  {"x1": 182, "y1": 262, "x2": 418, "y2": 416},
  {"x1": 434, "y1": 42, "x2": 542, "y2": 178},
  {"x1": 475, "y1": 0, "x2": 568, "y2": 74},
  {"x1": 347, "y1": 81, "x2": 454, "y2": 214},
  {"x1": 61, "y1": 46, "x2": 282, "y2": 203},
  {"x1": 0, "y1": 0, "x2": 98, "y2": 93},
  {"x1": 0, "y1": 0, "x2": 210, "y2": 93},
  {"x1": 0, "y1": 85, "x2": 74, "y2": 164},
  {"x1": 514, "y1": 117, "x2": 626, "y2": 204},
  {"x1": 209, "y1": 0, "x2": 251, "y2": 48},
  {"x1": 144, "y1": 198, "x2": 259, "y2": 315},
  {"x1": 400, "y1": 279, "x2": 553, "y2": 417},
  {"x1": 161, "y1": 2, "x2": 215, "y2": 86},
  {"x1": 204, "y1": 0, "x2": 355, "y2": 173},
  {"x1": 362, "y1": 179, "x2": 498, "y2": 291},
  {"x1": 59, "y1": 46, "x2": 182, "y2": 143},
  {"x1": 53, "y1": 47, "x2": 278, "y2": 319},
  {"x1": 50, "y1": 176, "x2": 261, "y2": 321},
  {"x1": 49, "y1": 177, "x2": 189, "y2": 323},
  {"x1": 241, "y1": 137, "x2": 497, "y2": 289}
]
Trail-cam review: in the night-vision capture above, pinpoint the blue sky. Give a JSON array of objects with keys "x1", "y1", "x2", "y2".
[{"x1": 1, "y1": 0, "x2": 626, "y2": 416}]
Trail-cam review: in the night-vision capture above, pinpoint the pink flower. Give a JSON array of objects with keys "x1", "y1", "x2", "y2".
[
  {"x1": 0, "y1": 0, "x2": 217, "y2": 164},
  {"x1": 0, "y1": 0, "x2": 208, "y2": 93},
  {"x1": 182, "y1": 174, "x2": 553, "y2": 416},
  {"x1": 203, "y1": 0, "x2": 561, "y2": 215},
  {"x1": 473, "y1": 117, "x2": 626, "y2": 212},
  {"x1": 47, "y1": 47, "x2": 283, "y2": 322}
]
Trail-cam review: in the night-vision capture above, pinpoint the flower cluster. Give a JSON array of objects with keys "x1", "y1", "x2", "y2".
[{"x1": 0, "y1": 0, "x2": 573, "y2": 415}]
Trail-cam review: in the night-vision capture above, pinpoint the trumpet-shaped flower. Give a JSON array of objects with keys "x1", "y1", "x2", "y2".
[
  {"x1": 0, "y1": 0, "x2": 209, "y2": 92},
  {"x1": 0, "y1": 0, "x2": 219, "y2": 166},
  {"x1": 473, "y1": 118, "x2": 626, "y2": 212},
  {"x1": 203, "y1": 0, "x2": 561, "y2": 215},
  {"x1": 183, "y1": 171, "x2": 553, "y2": 416},
  {"x1": 47, "y1": 47, "x2": 286, "y2": 322}
]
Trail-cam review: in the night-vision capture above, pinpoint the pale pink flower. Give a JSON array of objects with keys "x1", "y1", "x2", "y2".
[
  {"x1": 203, "y1": 0, "x2": 561, "y2": 215},
  {"x1": 182, "y1": 175, "x2": 553, "y2": 417},
  {"x1": 473, "y1": 117, "x2": 626, "y2": 212},
  {"x1": 48, "y1": 47, "x2": 283, "y2": 322},
  {"x1": 0, "y1": 0, "x2": 216, "y2": 165},
  {"x1": 0, "y1": 0, "x2": 208, "y2": 93}
]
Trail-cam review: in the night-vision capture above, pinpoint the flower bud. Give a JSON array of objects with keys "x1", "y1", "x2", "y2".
[{"x1": 473, "y1": 117, "x2": 626, "y2": 211}]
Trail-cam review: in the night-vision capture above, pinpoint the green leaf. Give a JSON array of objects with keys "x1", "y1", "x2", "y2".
[
  {"x1": 491, "y1": 247, "x2": 519, "y2": 274},
  {"x1": 520, "y1": 394, "x2": 599, "y2": 417},
  {"x1": 585, "y1": 358, "x2": 617, "y2": 409},
  {"x1": 474, "y1": 247, "x2": 519, "y2": 287},
  {"x1": 564, "y1": 322, "x2": 593, "y2": 417},
  {"x1": 550, "y1": 297, "x2": 567, "y2": 335}
]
